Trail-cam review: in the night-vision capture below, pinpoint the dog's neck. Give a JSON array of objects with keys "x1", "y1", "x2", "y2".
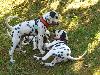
[{"x1": 40, "y1": 17, "x2": 49, "y2": 28}]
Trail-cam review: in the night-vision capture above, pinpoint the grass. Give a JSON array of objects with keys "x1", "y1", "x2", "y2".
[{"x1": 0, "y1": 0, "x2": 100, "y2": 75}]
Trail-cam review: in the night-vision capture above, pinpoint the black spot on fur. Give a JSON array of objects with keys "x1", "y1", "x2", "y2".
[
  {"x1": 17, "y1": 27, "x2": 20, "y2": 29},
  {"x1": 55, "y1": 16, "x2": 58, "y2": 19},
  {"x1": 61, "y1": 57, "x2": 64, "y2": 59},
  {"x1": 53, "y1": 49, "x2": 56, "y2": 50},
  {"x1": 11, "y1": 44, "x2": 13, "y2": 47},
  {"x1": 42, "y1": 35, "x2": 44, "y2": 37},
  {"x1": 67, "y1": 53, "x2": 69, "y2": 56},
  {"x1": 43, "y1": 36, "x2": 47, "y2": 43},
  {"x1": 52, "y1": 53, "x2": 56, "y2": 56},
  {"x1": 55, "y1": 44, "x2": 60, "y2": 47},
  {"x1": 16, "y1": 45, "x2": 19, "y2": 48},
  {"x1": 60, "y1": 47, "x2": 65, "y2": 49},
  {"x1": 15, "y1": 28, "x2": 17, "y2": 30},
  {"x1": 32, "y1": 29, "x2": 34, "y2": 31},
  {"x1": 58, "y1": 54, "x2": 61, "y2": 58},
  {"x1": 12, "y1": 31, "x2": 14, "y2": 33},
  {"x1": 19, "y1": 36, "x2": 20, "y2": 38},
  {"x1": 61, "y1": 52, "x2": 63, "y2": 53},
  {"x1": 11, "y1": 34, "x2": 13, "y2": 37},
  {"x1": 50, "y1": 11, "x2": 56, "y2": 18},
  {"x1": 18, "y1": 31, "x2": 19, "y2": 33},
  {"x1": 44, "y1": 26, "x2": 46, "y2": 29},
  {"x1": 58, "y1": 30, "x2": 61, "y2": 33},
  {"x1": 61, "y1": 54, "x2": 63, "y2": 56},
  {"x1": 39, "y1": 57, "x2": 42, "y2": 60},
  {"x1": 64, "y1": 49, "x2": 66, "y2": 50},
  {"x1": 67, "y1": 49, "x2": 69, "y2": 51},
  {"x1": 19, "y1": 24, "x2": 21, "y2": 26},
  {"x1": 45, "y1": 30, "x2": 46, "y2": 32}
]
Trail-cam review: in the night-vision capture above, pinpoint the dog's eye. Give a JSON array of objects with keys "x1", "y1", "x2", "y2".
[{"x1": 55, "y1": 16, "x2": 58, "y2": 19}]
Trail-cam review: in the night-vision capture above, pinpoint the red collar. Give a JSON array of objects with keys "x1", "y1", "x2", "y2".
[{"x1": 40, "y1": 17, "x2": 49, "y2": 28}]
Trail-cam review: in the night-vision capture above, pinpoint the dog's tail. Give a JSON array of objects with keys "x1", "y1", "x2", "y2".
[
  {"x1": 5, "y1": 16, "x2": 19, "y2": 30},
  {"x1": 7, "y1": 29, "x2": 11, "y2": 38},
  {"x1": 68, "y1": 50, "x2": 87, "y2": 60}
]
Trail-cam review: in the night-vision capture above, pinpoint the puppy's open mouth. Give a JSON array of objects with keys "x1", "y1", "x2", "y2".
[{"x1": 49, "y1": 21, "x2": 59, "y2": 25}]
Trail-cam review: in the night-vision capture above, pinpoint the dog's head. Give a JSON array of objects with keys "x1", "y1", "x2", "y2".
[
  {"x1": 43, "y1": 11, "x2": 59, "y2": 25},
  {"x1": 53, "y1": 30, "x2": 68, "y2": 42}
]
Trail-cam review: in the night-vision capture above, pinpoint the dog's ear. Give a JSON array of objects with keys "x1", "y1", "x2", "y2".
[
  {"x1": 60, "y1": 31, "x2": 66, "y2": 41},
  {"x1": 50, "y1": 11, "x2": 56, "y2": 18}
]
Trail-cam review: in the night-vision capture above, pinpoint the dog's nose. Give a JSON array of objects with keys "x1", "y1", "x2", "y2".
[
  {"x1": 52, "y1": 21, "x2": 59, "y2": 25},
  {"x1": 56, "y1": 22, "x2": 59, "y2": 25}
]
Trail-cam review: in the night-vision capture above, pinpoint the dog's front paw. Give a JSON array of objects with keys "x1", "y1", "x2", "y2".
[
  {"x1": 40, "y1": 62, "x2": 45, "y2": 66},
  {"x1": 33, "y1": 48, "x2": 37, "y2": 51},
  {"x1": 10, "y1": 60, "x2": 15, "y2": 64},
  {"x1": 40, "y1": 50, "x2": 45, "y2": 54},
  {"x1": 33, "y1": 55, "x2": 41, "y2": 60},
  {"x1": 21, "y1": 50, "x2": 26, "y2": 53},
  {"x1": 44, "y1": 63, "x2": 54, "y2": 67}
]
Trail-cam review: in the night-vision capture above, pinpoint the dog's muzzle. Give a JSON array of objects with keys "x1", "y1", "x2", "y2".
[{"x1": 49, "y1": 21, "x2": 59, "y2": 25}]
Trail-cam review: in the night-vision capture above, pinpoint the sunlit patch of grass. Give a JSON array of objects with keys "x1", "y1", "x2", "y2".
[
  {"x1": 67, "y1": 16, "x2": 79, "y2": 31},
  {"x1": 50, "y1": 0, "x2": 59, "y2": 10},
  {"x1": 0, "y1": 0, "x2": 25, "y2": 18},
  {"x1": 95, "y1": 32, "x2": 100, "y2": 41},
  {"x1": 63, "y1": 0, "x2": 99, "y2": 13},
  {"x1": 72, "y1": 61, "x2": 84, "y2": 72},
  {"x1": 87, "y1": 32, "x2": 100, "y2": 54},
  {"x1": 93, "y1": 67, "x2": 100, "y2": 75}
]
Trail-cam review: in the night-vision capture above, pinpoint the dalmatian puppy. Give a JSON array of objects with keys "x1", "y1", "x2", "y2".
[
  {"x1": 34, "y1": 30, "x2": 87, "y2": 66},
  {"x1": 5, "y1": 11, "x2": 59, "y2": 63}
]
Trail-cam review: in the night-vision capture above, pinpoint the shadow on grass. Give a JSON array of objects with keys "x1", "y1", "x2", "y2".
[{"x1": 0, "y1": 0, "x2": 100, "y2": 75}]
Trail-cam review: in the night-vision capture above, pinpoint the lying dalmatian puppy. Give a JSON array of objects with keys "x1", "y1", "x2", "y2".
[
  {"x1": 34, "y1": 30, "x2": 87, "y2": 66},
  {"x1": 5, "y1": 11, "x2": 59, "y2": 63}
]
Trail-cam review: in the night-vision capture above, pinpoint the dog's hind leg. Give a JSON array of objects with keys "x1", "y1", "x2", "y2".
[
  {"x1": 9, "y1": 37, "x2": 20, "y2": 63},
  {"x1": 44, "y1": 57, "x2": 63, "y2": 66},
  {"x1": 34, "y1": 50, "x2": 53, "y2": 61}
]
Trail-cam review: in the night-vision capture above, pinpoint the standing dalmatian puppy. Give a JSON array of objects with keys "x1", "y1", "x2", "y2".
[
  {"x1": 7, "y1": 28, "x2": 50, "y2": 50},
  {"x1": 34, "y1": 30, "x2": 87, "y2": 66},
  {"x1": 5, "y1": 11, "x2": 59, "y2": 63}
]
